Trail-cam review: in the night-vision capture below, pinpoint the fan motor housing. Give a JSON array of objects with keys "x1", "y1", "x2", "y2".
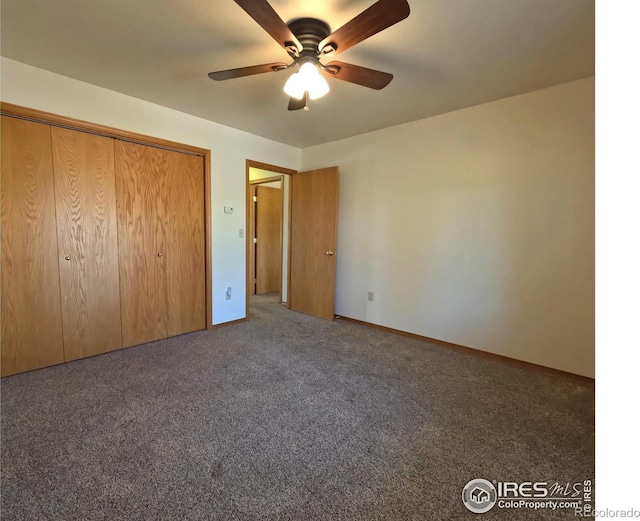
[{"x1": 287, "y1": 18, "x2": 331, "y2": 59}]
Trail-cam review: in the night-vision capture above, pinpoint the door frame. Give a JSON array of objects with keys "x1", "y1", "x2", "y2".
[
  {"x1": 245, "y1": 160, "x2": 297, "y2": 318},
  {"x1": 1, "y1": 102, "x2": 214, "y2": 330}
]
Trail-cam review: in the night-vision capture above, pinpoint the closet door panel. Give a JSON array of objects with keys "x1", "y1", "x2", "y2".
[
  {"x1": 165, "y1": 151, "x2": 206, "y2": 336},
  {"x1": 115, "y1": 140, "x2": 168, "y2": 347},
  {"x1": 1, "y1": 117, "x2": 64, "y2": 375},
  {"x1": 51, "y1": 127, "x2": 122, "y2": 361}
]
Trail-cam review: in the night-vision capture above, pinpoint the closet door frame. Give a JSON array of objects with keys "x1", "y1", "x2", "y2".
[{"x1": 1, "y1": 102, "x2": 213, "y2": 330}]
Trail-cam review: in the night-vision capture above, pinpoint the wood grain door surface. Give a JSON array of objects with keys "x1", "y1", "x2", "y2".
[
  {"x1": 1, "y1": 117, "x2": 207, "y2": 375},
  {"x1": 115, "y1": 140, "x2": 169, "y2": 347},
  {"x1": 289, "y1": 167, "x2": 339, "y2": 320},
  {"x1": 249, "y1": 184, "x2": 256, "y2": 296},
  {"x1": 256, "y1": 185, "x2": 282, "y2": 295},
  {"x1": 164, "y1": 149, "x2": 206, "y2": 337},
  {"x1": 115, "y1": 141, "x2": 205, "y2": 347},
  {"x1": 1, "y1": 117, "x2": 65, "y2": 375},
  {"x1": 51, "y1": 127, "x2": 123, "y2": 361}
]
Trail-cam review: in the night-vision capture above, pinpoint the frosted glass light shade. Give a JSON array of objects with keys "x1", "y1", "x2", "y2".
[
  {"x1": 283, "y1": 62, "x2": 330, "y2": 101},
  {"x1": 283, "y1": 72, "x2": 305, "y2": 100},
  {"x1": 298, "y1": 62, "x2": 329, "y2": 100}
]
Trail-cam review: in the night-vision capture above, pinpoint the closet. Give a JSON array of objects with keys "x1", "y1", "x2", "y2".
[
  {"x1": 52, "y1": 127, "x2": 123, "y2": 361},
  {"x1": 1, "y1": 112, "x2": 207, "y2": 377},
  {"x1": 1, "y1": 117, "x2": 65, "y2": 375},
  {"x1": 115, "y1": 141, "x2": 205, "y2": 347}
]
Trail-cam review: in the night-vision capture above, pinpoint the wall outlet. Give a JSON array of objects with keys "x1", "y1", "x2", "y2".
[
  {"x1": 368, "y1": 292, "x2": 374, "y2": 302},
  {"x1": 226, "y1": 286, "x2": 232, "y2": 300}
]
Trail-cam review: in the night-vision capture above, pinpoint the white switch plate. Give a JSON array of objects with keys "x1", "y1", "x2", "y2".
[
  {"x1": 224, "y1": 206, "x2": 234, "y2": 214},
  {"x1": 239, "y1": 228, "x2": 244, "y2": 238}
]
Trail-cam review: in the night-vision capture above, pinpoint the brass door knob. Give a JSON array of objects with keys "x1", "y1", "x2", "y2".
[
  {"x1": 64, "y1": 256, "x2": 71, "y2": 261},
  {"x1": 157, "y1": 253, "x2": 163, "y2": 257},
  {"x1": 326, "y1": 250, "x2": 335, "y2": 256}
]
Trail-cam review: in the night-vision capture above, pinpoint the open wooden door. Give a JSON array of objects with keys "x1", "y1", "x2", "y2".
[
  {"x1": 256, "y1": 185, "x2": 283, "y2": 294},
  {"x1": 289, "y1": 167, "x2": 339, "y2": 320},
  {"x1": 249, "y1": 184, "x2": 257, "y2": 296}
]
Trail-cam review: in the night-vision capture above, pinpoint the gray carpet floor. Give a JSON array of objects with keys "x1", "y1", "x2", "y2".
[{"x1": 1, "y1": 294, "x2": 594, "y2": 520}]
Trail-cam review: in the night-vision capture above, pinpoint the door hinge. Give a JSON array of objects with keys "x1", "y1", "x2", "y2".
[
  {"x1": 253, "y1": 195, "x2": 257, "y2": 202},
  {"x1": 253, "y1": 237, "x2": 257, "y2": 244}
]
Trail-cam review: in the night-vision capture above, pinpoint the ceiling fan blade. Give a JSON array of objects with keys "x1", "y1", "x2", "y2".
[
  {"x1": 288, "y1": 94, "x2": 307, "y2": 111},
  {"x1": 208, "y1": 62, "x2": 289, "y2": 81},
  {"x1": 318, "y1": 0, "x2": 410, "y2": 56},
  {"x1": 322, "y1": 61, "x2": 393, "y2": 90},
  {"x1": 234, "y1": 0, "x2": 303, "y2": 54}
]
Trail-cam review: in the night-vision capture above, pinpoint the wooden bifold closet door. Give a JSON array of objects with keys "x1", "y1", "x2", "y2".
[
  {"x1": 1, "y1": 120, "x2": 123, "y2": 375},
  {"x1": 51, "y1": 127, "x2": 123, "y2": 361},
  {"x1": 1, "y1": 117, "x2": 65, "y2": 376},
  {"x1": 2, "y1": 111, "x2": 207, "y2": 376},
  {"x1": 115, "y1": 140, "x2": 205, "y2": 348}
]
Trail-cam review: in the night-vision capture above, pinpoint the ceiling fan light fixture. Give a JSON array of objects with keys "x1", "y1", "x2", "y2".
[
  {"x1": 209, "y1": 0, "x2": 411, "y2": 110},
  {"x1": 283, "y1": 62, "x2": 329, "y2": 101}
]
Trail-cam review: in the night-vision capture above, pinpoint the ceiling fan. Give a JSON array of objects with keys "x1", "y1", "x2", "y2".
[{"x1": 208, "y1": 0, "x2": 411, "y2": 111}]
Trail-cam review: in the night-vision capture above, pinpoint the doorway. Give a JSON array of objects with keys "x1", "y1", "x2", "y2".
[
  {"x1": 250, "y1": 177, "x2": 283, "y2": 296},
  {"x1": 246, "y1": 161, "x2": 296, "y2": 318},
  {"x1": 245, "y1": 160, "x2": 340, "y2": 321}
]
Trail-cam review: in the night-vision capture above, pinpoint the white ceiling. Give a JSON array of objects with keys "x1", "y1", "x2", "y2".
[{"x1": 1, "y1": 0, "x2": 594, "y2": 148}]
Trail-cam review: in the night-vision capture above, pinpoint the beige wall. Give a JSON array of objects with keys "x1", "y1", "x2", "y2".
[
  {"x1": 2, "y1": 56, "x2": 594, "y2": 375},
  {"x1": 302, "y1": 77, "x2": 595, "y2": 377},
  {"x1": 0, "y1": 58, "x2": 302, "y2": 325}
]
